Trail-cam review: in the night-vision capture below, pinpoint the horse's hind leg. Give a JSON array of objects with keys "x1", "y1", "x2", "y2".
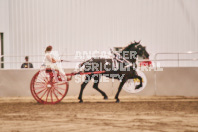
[
  {"x1": 134, "y1": 75, "x2": 142, "y2": 90},
  {"x1": 93, "y1": 75, "x2": 108, "y2": 100},
  {"x1": 115, "y1": 79, "x2": 127, "y2": 103},
  {"x1": 78, "y1": 75, "x2": 91, "y2": 103}
]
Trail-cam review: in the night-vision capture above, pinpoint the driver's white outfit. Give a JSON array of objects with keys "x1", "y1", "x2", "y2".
[{"x1": 44, "y1": 51, "x2": 66, "y2": 80}]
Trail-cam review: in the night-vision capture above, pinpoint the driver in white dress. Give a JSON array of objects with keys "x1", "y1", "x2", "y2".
[{"x1": 43, "y1": 45, "x2": 66, "y2": 81}]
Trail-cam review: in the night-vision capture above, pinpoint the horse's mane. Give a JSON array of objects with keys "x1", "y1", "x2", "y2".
[{"x1": 122, "y1": 41, "x2": 140, "y2": 51}]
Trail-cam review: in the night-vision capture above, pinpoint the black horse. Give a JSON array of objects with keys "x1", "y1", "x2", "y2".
[{"x1": 78, "y1": 41, "x2": 149, "y2": 103}]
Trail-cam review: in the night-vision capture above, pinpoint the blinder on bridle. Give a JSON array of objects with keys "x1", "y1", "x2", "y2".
[{"x1": 132, "y1": 40, "x2": 149, "y2": 59}]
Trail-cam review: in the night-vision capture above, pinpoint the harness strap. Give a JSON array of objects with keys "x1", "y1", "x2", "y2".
[{"x1": 110, "y1": 49, "x2": 133, "y2": 69}]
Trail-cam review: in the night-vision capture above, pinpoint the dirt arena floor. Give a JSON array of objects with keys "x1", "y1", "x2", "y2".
[{"x1": 0, "y1": 96, "x2": 198, "y2": 132}]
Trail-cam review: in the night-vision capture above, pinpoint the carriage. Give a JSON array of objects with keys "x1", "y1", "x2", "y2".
[
  {"x1": 30, "y1": 68, "x2": 107, "y2": 104},
  {"x1": 30, "y1": 41, "x2": 149, "y2": 104}
]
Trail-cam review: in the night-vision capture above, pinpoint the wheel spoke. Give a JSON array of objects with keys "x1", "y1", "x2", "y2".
[
  {"x1": 38, "y1": 72, "x2": 49, "y2": 83},
  {"x1": 50, "y1": 89, "x2": 53, "y2": 103},
  {"x1": 34, "y1": 86, "x2": 46, "y2": 90},
  {"x1": 35, "y1": 82, "x2": 45, "y2": 85},
  {"x1": 40, "y1": 88, "x2": 49, "y2": 99},
  {"x1": 43, "y1": 75, "x2": 50, "y2": 82},
  {"x1": 46, "y1": 88, "x2": 51, "y2": 102},
  {"x1": 36, "y1": 77, "x2": 47, "y2": 83},
  {"x1": 40, "y1": 72, "x2": 47, "y2": 78},
  {"x1": 35, "y1": 82, "x2": 46, "y2": 87},
  {"x1": 36, "y1": 88, "x2": 47, "y2": 95},
  {"x1": 42, "y1": 76, "x2": 49, "y2": 83},
  {"x1": 53, "y1": 89, "x2": 59, "y2": 101},
  {"x1": 35, "y1": 83, "x2": 46, "y2": 88},
  {"x1": 54, "y1": 82, "x2": 66, "y2": 86},
  {"x1": 54, "y1": 86, "x2": 66, "y2": 91},
  {"x1": 54, "y1": 88, "x2": 63, "y2": 96},
  {"x1": 41, "y1": 77, "x2": 48, "y2": 83}
]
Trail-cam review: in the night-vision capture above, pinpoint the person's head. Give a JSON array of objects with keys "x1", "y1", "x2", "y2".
[
  {"x1": 45, "y1": 45, "x2": 53, "y2": 53},
  {"x1": 25, "y1": 56, "x2": 29, "y2": 62}
]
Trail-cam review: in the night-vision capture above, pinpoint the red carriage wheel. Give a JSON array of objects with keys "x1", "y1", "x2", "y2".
[{"x1": 30, "y1": 68, "x2": 69, "y2": 104}]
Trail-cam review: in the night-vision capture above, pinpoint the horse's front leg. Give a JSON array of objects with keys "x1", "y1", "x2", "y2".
[
  {"x1": 115, "y1": 79, "x2": 127, "y2": 103},
  {"x1": 78, "y1": 75, "x2": 91, "y2": 103},
  {"x1": 134, "y1": 75, "x2": 142, "y2": 90},
  {"x1": 93, "y1": 75, "x2": 108, "y2": 100}
]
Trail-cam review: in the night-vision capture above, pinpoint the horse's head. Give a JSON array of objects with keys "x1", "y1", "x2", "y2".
[
  {"x1": 134, "y1": 41, "x2": 149, "y2": 59},
  {"x1": 121, "y1": 41, "x2": 149, "y2": 62}
]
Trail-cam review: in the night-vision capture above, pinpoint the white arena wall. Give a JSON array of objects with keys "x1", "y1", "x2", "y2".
[
  {"x1": 0, "y1": 67, "x2": 198, "y2": 97},
  {"x1": 0, "y1": 0, "x2": 198, "y2": 68}
]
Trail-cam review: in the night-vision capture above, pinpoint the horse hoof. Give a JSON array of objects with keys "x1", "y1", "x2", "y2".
[
  {"x1": 116, "y1": 99, "x2": 120, "y2": 103},
  {"x1": 135, "y1": 85, "x2": 142, "y2": 90},
  {"x1": 79, "y1": 100, "x2": 83, "y2": 103},
  {"x1": 104, "y1": 96, "x2": 108, "y2": 100}
]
